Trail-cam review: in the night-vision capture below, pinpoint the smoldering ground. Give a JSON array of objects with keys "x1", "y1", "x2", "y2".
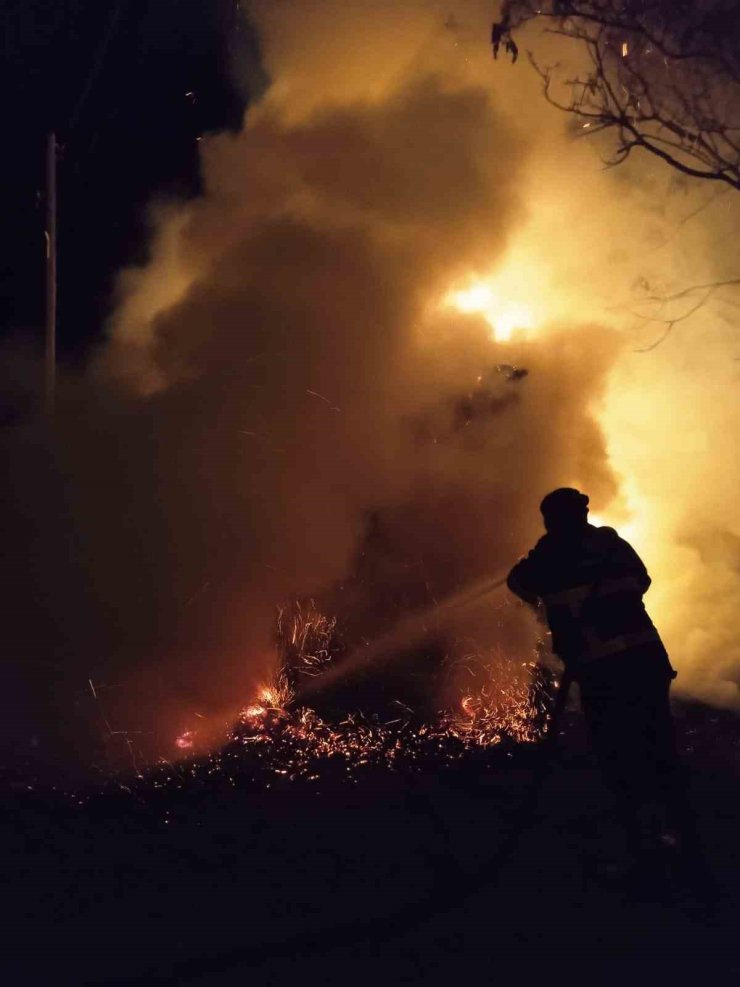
[{"x1": 4, "y1": 0, "x2": 739, "y2": 773}]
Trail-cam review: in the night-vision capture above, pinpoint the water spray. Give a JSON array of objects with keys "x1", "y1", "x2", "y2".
[{"x1": 295, "y1": 573, "x2": 510, "y2": 703}]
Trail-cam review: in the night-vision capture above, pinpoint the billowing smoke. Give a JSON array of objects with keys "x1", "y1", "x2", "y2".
[
  {"x1": 5, "y1": 0, "x2": 739, "y2": 773},
  {"x1": 90, "y1": 0, "x2": 621, "y2": 743}
]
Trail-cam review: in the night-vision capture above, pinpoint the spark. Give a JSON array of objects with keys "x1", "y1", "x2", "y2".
[
  {"x1": 184, "y1": 580, "x2": 211, "y2": 609},
  {"x1": 306, "y1": 389, "x2": 341, "y2": 412}
]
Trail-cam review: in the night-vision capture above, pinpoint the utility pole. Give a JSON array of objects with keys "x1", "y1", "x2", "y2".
[{"x1": 45, "y1": 131, "x2": 57, "y2": 419}]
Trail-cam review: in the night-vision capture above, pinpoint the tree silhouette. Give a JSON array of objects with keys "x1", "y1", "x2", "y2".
[{"x1": 493, "y1": 2, "x2": 740, "y2": 189}]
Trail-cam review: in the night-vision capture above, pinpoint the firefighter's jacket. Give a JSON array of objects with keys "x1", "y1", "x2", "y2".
[{"x1": 507, "y1": 524, "x2": 669, "y2": 675}]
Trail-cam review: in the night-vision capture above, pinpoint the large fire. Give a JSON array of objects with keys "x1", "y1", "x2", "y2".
[
  {"x1": 441, "y1": 250, "x2": 553, "y2": 343},
  {"x1": 445, "y1": 280, "x2": 535, "y2": 341}
]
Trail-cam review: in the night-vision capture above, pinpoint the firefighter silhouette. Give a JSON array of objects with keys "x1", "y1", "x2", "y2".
[{"x1": 508, "y1": 488, "x2": 695, "y2": 869}]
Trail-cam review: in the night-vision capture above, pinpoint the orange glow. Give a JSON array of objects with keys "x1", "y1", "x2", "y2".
[
  {"x1": 228, "y1": 603, "x2": 550, "y2": 778},
  {"x1": 175, "y1": 730, "x2": 195, "y2": 750},
  {"x1": 441, "y1": 249, "x2": 558, "y2": 342},
  {"x1": 260, "y1": 685, "x2": 282, "y2": 706},
  {"x1": 444, "y1": 279, "x2": 535, "y2": 341}
]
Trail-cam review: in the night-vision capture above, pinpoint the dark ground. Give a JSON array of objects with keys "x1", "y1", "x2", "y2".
[{"x1": 3, "y1": 701, "x2": 740, "y2": 986}]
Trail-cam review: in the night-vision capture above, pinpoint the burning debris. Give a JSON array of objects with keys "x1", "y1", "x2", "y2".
[
  {"x1": 175, "y1": 731, "x2": 195, "y2": 750},
  {"x1": 277, "y1": 599, "x2": 340, "y2": 690},
  {"x1": 223, "y1": 601, "x2": 557, "y2": 785},
  {"x1": 95, "y1": 618, "x2": 555, "y2": 808},
  {"x1": 452, "y1": 363, "x2": 529, "y2": 431}
]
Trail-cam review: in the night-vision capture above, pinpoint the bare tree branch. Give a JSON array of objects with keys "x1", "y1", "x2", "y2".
[
  {"x1": 643, "y1": 277, "x2": 740, "y2": 302},
  {"x1": 634, "y1": 288, "x2": 715, "y2": 351},
  {"x1": 494, "y1": 1, "x2": 740, "y2": 189}
]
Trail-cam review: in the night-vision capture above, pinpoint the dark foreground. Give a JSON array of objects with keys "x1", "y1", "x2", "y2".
[{"x1": 4, "y1": 701, "x2": 740, "y2": 986}]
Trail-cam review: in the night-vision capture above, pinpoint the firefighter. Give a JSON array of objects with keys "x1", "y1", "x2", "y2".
[{"x1": 507, "y1": 487, "x2": 694, "y2": 872}]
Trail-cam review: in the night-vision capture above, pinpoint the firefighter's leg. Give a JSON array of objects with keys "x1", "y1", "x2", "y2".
[
  {"x1": 644, "y1": 675, "x2": 699, "y2": 853},
  {"x1": 584, "y1": 682, "x2": 668, "y2": 870},
  {"x1": 581, "y1": 689, "x2": 643, "y2": 864}
]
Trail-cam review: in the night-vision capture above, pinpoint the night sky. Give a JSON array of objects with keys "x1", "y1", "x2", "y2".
[{"x1": 1, "y1": 1, "x2": 263, "y2": 368}]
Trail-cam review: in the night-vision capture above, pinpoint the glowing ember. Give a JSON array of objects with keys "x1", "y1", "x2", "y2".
[
  {"x1": 175, "y1": 730, "x2": 195, "y2": 750},
  {"x1": 259, "y1": 684, "x2": 287, "y2": 706},
  {"x1": 167, "y1": 603, "x2": 555, "y2": 788},
  {"x1": 229, "y1": 662, "x2": 549, "y2": 781},
  {"x1": 222, "y1": 603, "x2": 555, "y2": 783}
]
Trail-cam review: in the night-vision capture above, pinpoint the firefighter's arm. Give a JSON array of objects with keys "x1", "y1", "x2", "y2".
[{"x1": 507, "y1": 554, "x2": 542, "y2": 607}]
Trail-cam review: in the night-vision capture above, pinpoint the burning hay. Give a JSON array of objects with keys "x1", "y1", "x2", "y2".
[{"x1": 223, "y1": 601, "x2": 557, "y2": 785}]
